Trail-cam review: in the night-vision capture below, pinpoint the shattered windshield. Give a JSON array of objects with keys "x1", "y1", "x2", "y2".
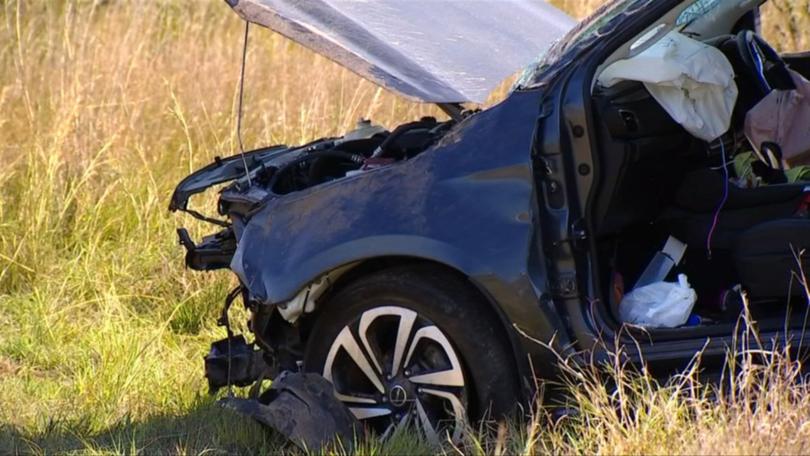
[
  {"x1": 516, "y1": 0, "x2": 647, "y2": 88},
  {"x1": 676, "y1": 0, "x2": 722, "y2": 26},
  {"x1": 515, "y1": 0, "x2": 731, "y2": 89}
]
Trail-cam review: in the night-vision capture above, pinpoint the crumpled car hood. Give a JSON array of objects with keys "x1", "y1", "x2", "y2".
[{"x1": 226, "y1": 0, "x2": 575, "y2": 104}]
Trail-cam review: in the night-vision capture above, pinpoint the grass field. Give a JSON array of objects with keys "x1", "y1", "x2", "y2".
[{"x1": 2, "y1": 0, "x2": 810, "y2": 454}]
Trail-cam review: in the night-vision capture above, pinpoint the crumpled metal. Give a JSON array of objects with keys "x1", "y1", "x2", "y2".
[{"x1": 221, "y1": 371, "x2": 360, "y2": 450}]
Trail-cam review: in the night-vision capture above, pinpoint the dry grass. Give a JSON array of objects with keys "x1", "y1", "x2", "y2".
[
  {"x1": 549, "y1": 0, "x2": 606, "y2": 19},
  {"x1": 2, "y1": 0, "x2": 810, "y2": 454},
  {"x1": 464, "y1": 317, "x2": 810, "y2": 455},
  {"x1": 1, "y1": 1, "x2": 432, "y2": 453},
  {"x1": 762, "y1": 0, "x2": 810, "y2": 52}
]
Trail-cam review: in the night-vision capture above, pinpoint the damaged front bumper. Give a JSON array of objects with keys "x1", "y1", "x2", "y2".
[
  {"x1": 220, "y1": 372, "x2": 360, "y2": 450},
  {"x1": 177, "y1": 227, "x2": 236, "y2": 271},
  {"x1": 205, "y1": 334, "x2": 359, "y2": 450},
  {"x1": 203, "y1": 334, "x2": 268, "y2": 393},
  {"x1": 168, "y1": 144, "x2": 291, "y2": 271},
  {"x1": 204, "y1": 324, "x2": 359, "y2": 449}
]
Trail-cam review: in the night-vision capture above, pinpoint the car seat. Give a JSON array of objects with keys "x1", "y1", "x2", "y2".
[
  {"x1": 734, "y1": 219, "x2": 810, "y2": 298},
  {"x1": 661, "y1": 168, "x2": 810, "y2": 299}
]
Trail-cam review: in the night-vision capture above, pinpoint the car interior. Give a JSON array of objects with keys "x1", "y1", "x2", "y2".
[{"x1": 590, "y1": 1, "x2": 810, "y2": 332}]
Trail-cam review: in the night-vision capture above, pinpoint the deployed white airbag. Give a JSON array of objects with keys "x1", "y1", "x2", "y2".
[{"x1": 598, "y1": 31, "x2": 738, "y2": 141}]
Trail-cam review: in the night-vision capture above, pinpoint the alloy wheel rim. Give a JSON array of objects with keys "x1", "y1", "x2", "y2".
[{"x1": 322, "y1": 306, "x2": 467, "y2": 443}]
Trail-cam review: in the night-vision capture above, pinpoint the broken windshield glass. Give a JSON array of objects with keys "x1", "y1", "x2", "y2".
[
  {"x1": 676, "y1": 0, "x2": 723, "y2": 26},
  {"x1": 515, "y1": 0, "x2": 651, "y2": 89}
]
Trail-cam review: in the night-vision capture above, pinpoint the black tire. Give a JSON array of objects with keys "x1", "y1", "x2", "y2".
[{"x1": 303, "y1": 265, "x2": 521, "y2": 438}]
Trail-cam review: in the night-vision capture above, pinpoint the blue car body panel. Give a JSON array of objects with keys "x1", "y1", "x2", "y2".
[{"x1": 231, "y1": 88, "x2": 572, "y2": 357}]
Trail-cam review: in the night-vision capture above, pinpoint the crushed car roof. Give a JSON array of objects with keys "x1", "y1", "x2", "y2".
[{"x1": 226, "y1": 0, "x2": 576, "y2": 104}]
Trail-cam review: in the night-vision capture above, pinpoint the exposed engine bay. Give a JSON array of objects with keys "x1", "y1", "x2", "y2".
[
  {"x1": 265, "y1": 117, "x2": 453, "y2": 196},
  {"x1": 170, "y1": 116, "x2": 455, "y2": 272}
]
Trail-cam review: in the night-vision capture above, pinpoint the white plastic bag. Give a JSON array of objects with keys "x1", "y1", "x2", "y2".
[{"x1": 619, "y1": 274, "x2": 697, "y2": 328}]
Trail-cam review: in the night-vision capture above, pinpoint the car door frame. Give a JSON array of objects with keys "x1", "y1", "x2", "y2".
[{"x1": 546, "y1": 0, "x2": 800, "y2": 374}]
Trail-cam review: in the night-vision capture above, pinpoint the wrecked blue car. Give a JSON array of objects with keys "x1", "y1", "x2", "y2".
[{"x1": 172, "y1": 0, "x2": 810, "y2": 443}]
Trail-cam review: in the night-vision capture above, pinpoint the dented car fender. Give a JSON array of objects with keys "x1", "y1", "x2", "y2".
[{"x1": 230, "y1": 89, "x2": 573, "y2": 374}]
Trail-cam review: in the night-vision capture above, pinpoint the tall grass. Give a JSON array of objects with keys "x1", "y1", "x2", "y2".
[
  {"x1": 0, "y1": 1, "x2": 436, "y2": 452},
  {"x1": 458, "y1": 312, "x2": 810, "y2": 455},
  {"x1": 2, "y1": 0, "x2": 810, "y2": 454}
]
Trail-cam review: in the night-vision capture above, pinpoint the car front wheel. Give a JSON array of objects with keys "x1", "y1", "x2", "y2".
[{"x1": 303, "y1": 266, "x2": 521, "y2": 442}]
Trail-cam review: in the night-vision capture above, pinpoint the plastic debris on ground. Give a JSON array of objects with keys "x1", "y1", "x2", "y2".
[{"x1": 220, "y1": 371, "x2": 360, "y2": 451}]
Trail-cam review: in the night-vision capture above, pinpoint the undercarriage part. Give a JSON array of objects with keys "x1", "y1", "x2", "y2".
[
  {"x1": 221, "y1": 372, "x2": 360, "y2": 451},
  {"x1": 204, "y1": 335, "x2": 268, "y2": 394},
  {"x1": 250, "y1": 305, "x2": 303, "y2": 373},
  {"x1": 177, "y1": 227, "x2": 236, "y2": 271},
  {"x1": 277, "y1": 276, "x2": 329, "y2": 322},
  {"x1": 277, "y1": 264, "x2": 354, "y2": 323}
]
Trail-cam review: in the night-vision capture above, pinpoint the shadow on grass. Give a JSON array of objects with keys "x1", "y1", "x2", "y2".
[
  {"x1": 0, "y1": 398, "x2": 434, "y2": 455},
  {"x1": 0, "y1": 399, "x2": 290, "y2": 455}
]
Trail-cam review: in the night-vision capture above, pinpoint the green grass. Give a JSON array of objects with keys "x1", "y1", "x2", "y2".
[
  {"x1": 0, "y1": 0, "x2": 444, "y2": 452},
  {"x1": 4, "y1": 0, "x2": 810, "y2": 454}
]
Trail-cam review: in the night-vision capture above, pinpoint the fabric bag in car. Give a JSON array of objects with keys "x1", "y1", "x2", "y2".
[{"x1": 745, "y1": 69, "x2": 810, "y2": 166}]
